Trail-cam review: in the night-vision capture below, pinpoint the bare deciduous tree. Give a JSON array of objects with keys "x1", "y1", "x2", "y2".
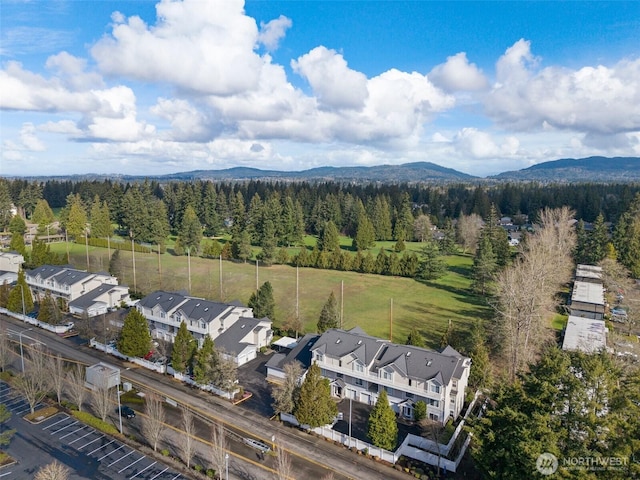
[
  {"x1": 271, "y1": 361, "x2": 302, "y2": 415},
  {"x1": 34, "y1": 460, "x2": 70, "y2": 480},
  {"x1": 65, "y1": 363, "x2": 87, "y2": 411},
  {"x1": 91, "y1": 384, "x2": 113, "y2": 422},
  {"x1": 274, "y1": 436, "x2": 293, "y2": 480},
  {"x1": 142, "y1": 392, "x2": 165, "y2": 452},
  {"x1": 413, "y1": 214, "x2": 433, "y2": 242},
  {"x1": 494, "y1": 207, "x2": 576, "y2": 379},
  {"x1": 13, "y1": 344, "x2": 49, "y2": 414},
  {"x1": 49, "y1": 355, "x2": 66, "y2": 405},
  {"x1": 456, "y1": 213, "x2": 483, "y2": 253},
  {"x1": 210, "y1": 421, "x2": 227, "y2": 478},
  {"x1": 0, "y1": 329, "x2": 11, "y2": 372},
  {"x1": 178, "y1": 406, "x2": 196, "y2": 469}
]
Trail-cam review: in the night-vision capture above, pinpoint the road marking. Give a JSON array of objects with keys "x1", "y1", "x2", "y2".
[
  {"x1": 59, "y1": 425, "x2": 86, "y2": 440},
  {"x1": 78, "y1": 434, "x2": 105, "y2": 450},
  {"x1": 5, "y1": 398, "x2": 24, "y2": 408},
  {"x1": 169, "y1": 474, "x2": 181, "y2": 480},
  {"x1": 68, "y1": 430, "x2": 94, "y2": 445},
  {"x1": 149, "y1": 466, "x2": 170, "y2": 479},
  {"x1": 119, "y1": 455, "x2": 144, "y2": 473},
  {"x1": 43, "y1": 416, "x2": 69, "y2": 430},
  {"x1": 51, "y1": 420, "x2": 79, "y2": 435},
  {"x1": 129, "y1": 461, "x2": 156, "y2": 479},
  {"x1": 98, "y1": 443, "x2": 125, "y2": 461},
  {"x1": 0, "y1": 471, "x2": 11, "y2": 477},
  {"x1": 108, "y1": 449, "x2": 135, "y2": 467},
  {"x1": 88, "y1": 439, "x2": 115, "y2": 455},
  {"x1": 15, "y1": 404, "x2": 34, "y2": 416}
]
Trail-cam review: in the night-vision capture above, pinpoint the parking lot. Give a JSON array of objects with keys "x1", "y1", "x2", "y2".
[{"x1": 0, "y1": 381, "x2": 183, "y2": 480}]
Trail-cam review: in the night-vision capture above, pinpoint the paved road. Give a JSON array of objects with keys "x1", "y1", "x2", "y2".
[{"x1": 2, "y1": 314, "x2": 410, "y2": 480}]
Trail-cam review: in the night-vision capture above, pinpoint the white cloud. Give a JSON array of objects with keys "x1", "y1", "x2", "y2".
[
  {"x1": 45, "y1": 51, "x2": 104, "y2": 90},
  {"x1": 19, "y1": 122, "x2": 45, "y2": 151},
  {"x1": 258, "y1": 15, "x2": 292, "y2": 51},
  {"x1": 429, "y1": 52, "x2": 489, "y2": 92},
  {"x1": 91, "y1": 0, "x2": 264, "y2": 95},
  {"x1": 292, "y1": 46, "x2": 368, "y2": 110},
  {"x1": 485, "y1": 40, "x2": 640, "y2": 135}
]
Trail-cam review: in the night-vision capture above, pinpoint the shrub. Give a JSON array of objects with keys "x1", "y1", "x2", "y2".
[
  {"x1": 206, "y1": 469, "x2": 215, "y2": 478},
  {"x1": 71, "y1": 411, "x2": 120, "y2": 436},
  {"x1": 161, "y1": 449, "x2": 170, "y2": 456},
  {"x1": 193, "y1": 465, "x2": 203, "y2": 472}
]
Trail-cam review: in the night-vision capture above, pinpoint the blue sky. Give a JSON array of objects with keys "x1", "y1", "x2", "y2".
[{"x1": 1, "y1": 1, "x2": 639, "y2": 178}]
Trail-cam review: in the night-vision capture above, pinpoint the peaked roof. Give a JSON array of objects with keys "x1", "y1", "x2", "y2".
[
  {"x1": 266, "y1": 333, "x2": 321, "y2": 371},
  {"x1": 214, "y1": 316, "x2": 270, "y2": 354},
  {"x1": 313, "y1": 327, "x2": 469, "y2": 384},
  {"x1": 138, "y1": 290, "x2": 187, "y2": 313},
  {"x1": 69, "y1": 284, "x2": 128, "y2": 309}
]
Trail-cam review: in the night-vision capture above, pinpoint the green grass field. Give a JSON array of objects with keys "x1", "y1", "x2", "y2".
[{"x1": 49, "y1": 240, "x2": 491, "y2": 348}]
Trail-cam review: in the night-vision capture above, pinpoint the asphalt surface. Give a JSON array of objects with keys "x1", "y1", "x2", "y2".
[{"x1": 1, "y1": 314, "x2": 411, "y2": 480}]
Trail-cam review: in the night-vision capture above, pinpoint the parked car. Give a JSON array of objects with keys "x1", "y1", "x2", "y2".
[
  {"x1": 243, "y1": 438, "x2": 271, "y2": 453},
  {"x1": 611, "y1": 307, "x2": 628, "y2": 317},
  {"x1": 116, "y1": 406, "x2": 136, "y2": 419}
]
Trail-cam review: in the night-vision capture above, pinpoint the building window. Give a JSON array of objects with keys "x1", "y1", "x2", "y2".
[
  {"x1": 406, "y1": 392, "x2": 414, "y2": 399},
  {"x1": 316, "y1": 352, "x2": 324, "y2": 362},
  {"x1": 452, "y1": 380, "x2": 458, "y2": 389},
  {"x1": 429, "y1": 413, "x2": 439, "y2": 421},
  {"x1": 354, "y1": 362, "x2": 364, "y2": 373},
  {"x1": 385, "y1": 386, "x2": 393, "y2": 396},
  {"x1": 427, "y1": 398, "x2": 440, "y2": 408},
  {"x1": 354, "y1": 378, "x2": 363, "y2": 386},
  {"x1": 200, "y1": 322, "x2": 205, "y2": 329},
  {"x1": 382, "y1": 370, "x2": 393, "y2": 381},
  {"x1": 430, "y1": 383, "x2": 441, "y2": 394}
]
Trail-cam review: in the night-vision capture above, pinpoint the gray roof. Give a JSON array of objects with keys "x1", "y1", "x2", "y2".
[
  {"x1": 28, "y1": 265, "x2": 66, "y2": 281},
  {"x1": 69, "y1": 284, "x2": 126, "y2": 310},
  {"x1": 266, "y1": 333, "x2": 320, "y2": 371},
  {"x1": 176, "y1": 297, "x2": 231, "y2": 324},
  {"x1": 138, "y1": 290, "x2": 187, "y2": 313},
  {"x1": 214, "y1": 316, "x2": 266, "y2": 354},
  {"x1": 312, "y1": 327, "x2": 385, "y2": 366},
  {"x1": 313, "y1": 327, "x2": 469, "y2": 384}
]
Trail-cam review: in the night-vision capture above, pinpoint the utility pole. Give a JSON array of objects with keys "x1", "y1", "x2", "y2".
[
  {"x1": 219, "y1": 254, "x2": 223, "y2": 301},
  {"x1": 256, "y1": 259, "x2": 259, "y2": 291},
  {"x1": 389, "y1": 298, "x2": 393, "y2": 341},
  {"x1": 340, "y1": 280, "x2": 344, "y2": 329},
  {"x1": 131, "y1": 234, "x2": 137, "y2": 293},
  {"x1": 187, "y1": 248, "x2": 192, "y2": 294}
]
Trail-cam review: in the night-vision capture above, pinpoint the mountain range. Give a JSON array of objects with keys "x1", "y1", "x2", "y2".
[{"x1": 8, "y1": 156, "x2": 640, "y2": 183}]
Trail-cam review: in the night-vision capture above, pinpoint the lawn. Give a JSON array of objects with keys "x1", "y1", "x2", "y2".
[{"x1": 49, "y1": 241, "x2": 491, "y2": 348}]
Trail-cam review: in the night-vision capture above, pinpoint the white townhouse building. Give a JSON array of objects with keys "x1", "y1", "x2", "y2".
[
  {"x1": 311, "y1": 327, "x2": 471, "y2": 424},
  {"x1": 0, "y1": 252, "x2": 24, "y2": 285},
  {"x1": 136, "y1": 291, "x2": 273, "y2": 365},
  {"x1": 68, "y1": 283, "x2": 131, "y2": 317},
  {"x1": 26, "y1": 265, "x2": 120, "y2": 304}
]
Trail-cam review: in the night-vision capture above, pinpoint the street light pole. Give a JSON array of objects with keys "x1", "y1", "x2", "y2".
[
  {"x1": 18, "y1": 283, "x2": 26, "y2": 318},
  {"x1": 225, "y1": 452, "x2": 229, "y2": 480},
  {"x1": 18, "y1": 327, "x2": 33, "y2": 372}
]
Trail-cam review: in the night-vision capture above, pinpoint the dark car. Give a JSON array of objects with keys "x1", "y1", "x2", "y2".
[{"x1": 116, "y1": 406, "x2": 136, "y2": 419}]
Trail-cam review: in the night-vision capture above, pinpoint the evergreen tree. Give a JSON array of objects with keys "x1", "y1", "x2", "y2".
[
  {"x1": 90, "y1": 196, "x2": 113, "y2": 239},
  {"x1": 232, "y1": 230, "x2": 252, "y2": 263},
  {"x1": 7, "y1": 270, "x2": 33, "y2": 314},
  {"x1": 8, "y1": 216, "x2": 26, "y2": 255},
  {"x1": 472, "y1": 230, "x2": 497, "y2": 295},
  {"x1": 416, "y1": 240, "x2": 447, "y2": 280},
  {"x1": 32, "y1": 199, "x2": 55, "y2": 234},
  {"x1": 177, "y1": 205, "x2": 203, "y2": 255},
  {"x1": 353, "y1": 210, "x2": 375, "y2": 251},
  {"x1": 393, "y1": 193, "x2": 414, "y2": 241},
  {"x1": 193, "y1": 335, "x2": 217, "y2": 385},
  {"x1": 318, "y1": 220, "x2": 340, "y2": 253},
  {"x1": 317, "y1": 291, "x2": 339, "y2": 333},
  {"x1": 574, "y1": 219, "x2": 589, "y2": 264},
  {"x1": 367, "y1": 390, "x2": 398, "y2": 450},
  {"x1": 0, "y1": 180, "x2": 13, "y2": 231},
  {"x1": 60, "y1": 193, "x2": 87, "y2": 240},
  {"x1": 393, "y1": 237, "x2": 405, "y2": 252},
  {"x1": 293, "y1": 363, "x2": 337, "y2": 428},
  {"x1": 374, "y1": 247, "x2": 388, "y2": 274},
  {"x1": 612, "y1": 193, "x2": 640, "y2": 277},
  {"x1": 248, "y1": 281, "x2": 275, "y2": 320},
  {"x1": 258, "y1": 219, "x2": 277, "y2": 266},
  {"x1": 37, "y1": 291, "x2": 58, "y2": 324},
  {"x1": 117, "y1": 309, "x2": 151, "y2": 358},
  {"x1": 468, "y1": 321, "x2": 492, "y2": 390},
  {"x1": 585, "y1": 213, "x2": 608, "y2": 263},
  {"x1": 405, "y1": 327, "x2": 426, "y2": 347},
  {"x1": 440, "y1": 217, "x2": 457, "y2": 255},
  {"x1": 0, "y1": 282, "x2": 10, "y2": 309},
  {"x1": 171, "y1": 321, "x2": 196, "y2": 374}
]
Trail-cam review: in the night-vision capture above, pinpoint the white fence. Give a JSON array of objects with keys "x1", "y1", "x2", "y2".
[
  {"x1": 167, "y1": 366, "x2": 238, "y2": 400},
  {"x1": 1, "y1": 307, "x2": 75, "y2": 334},
  {"x1": 89, "y1": 338, "x2": 166, "y2": 374},
  {"x1": 280, "y1": 391, "x2": 483, "y2": 473}
]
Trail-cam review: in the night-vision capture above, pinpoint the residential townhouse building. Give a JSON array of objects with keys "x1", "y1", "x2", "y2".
[
  {"x1": 68, "y1": 283, "x2": 131, "y2": 317},
  {"x1": 137, "y1": 291, "x2": 272, "y2": 365},
  {"x1": 0, "y1": 252, "x2": 24, "y2": 285},
  {"x1": 26, "y1": 265, "x2": 120, "y2": 305},
  {"x1": 311, "y1": 327, "x2": 471, "y2": 424}
]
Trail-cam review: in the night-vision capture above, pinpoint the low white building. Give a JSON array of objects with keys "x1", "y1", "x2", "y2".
[
  {"x1": 310, "y1": 327, "x2": 471, "y2": 424},
  {"x1": 137, "y1": 290, "x2": 272, "y2": 365},
  {"x1": 562, "y1": 316, "x2": 607, "y2": 353}
]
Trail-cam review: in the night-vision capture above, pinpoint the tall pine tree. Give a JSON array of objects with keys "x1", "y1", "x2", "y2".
[{"x1": 367, "y1": 389, "x2": 398, "y2": 450}]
